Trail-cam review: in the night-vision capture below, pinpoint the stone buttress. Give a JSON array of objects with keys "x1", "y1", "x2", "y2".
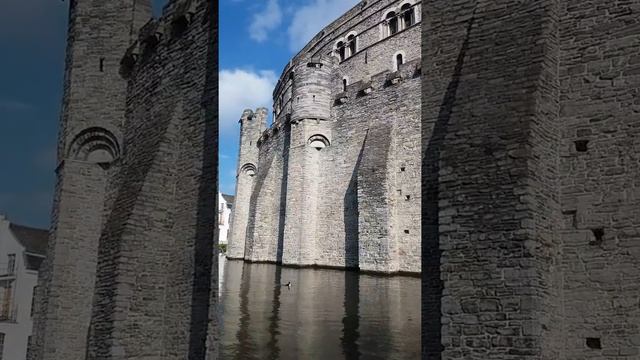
[{"x1": 227, "y1": 109, "x2": 266, "y2": 259}]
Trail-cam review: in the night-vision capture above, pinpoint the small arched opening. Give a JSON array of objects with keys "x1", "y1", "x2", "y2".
[
  {"x1": 395, "y1": 53, "x2": 404, "y2": 71},
  {"x1": 336, "y1": 41, "x2": 346, "y2": 61},
  {"x1": 240, "y1": 163, "x2": 257, "y2": 177},
  {"x1": 347, "y1": 34, "x2": 357, "y2": 57},
  {"x1": 68, "y1": 127, "x2": 121, "y2": 164},
  {"x1": 386, "y1": 11, "x2": 398, "y2": 36},
  {"x1": 308, "y1": 134, "x2": 330, "y2": 150},
  {"x1": 401, "y1": 3, "x2": 415, "y2": 29}
]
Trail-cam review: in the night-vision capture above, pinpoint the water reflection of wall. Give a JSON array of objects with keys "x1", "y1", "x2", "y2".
[{"x1": 219, "y1": 261, "x2": 420, "y2": 360}]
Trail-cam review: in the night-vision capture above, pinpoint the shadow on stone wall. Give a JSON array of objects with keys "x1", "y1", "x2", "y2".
[
  {"x1": 344, "y1": 132, "x2": 367, "y2": 269},
  {"x1": 87, "y1": 101, "x2": 178, "y2": 358},
  {"x1": 422, "y1": 12, "x2": 475, "y2": 359},
  {"x1": 244, "y1": 143, "x2": 273, "y2": 259},
  {"x1": 276, "y1": 124, "x2": 291, "y2": 264},
  {"x1": 189, "y1": 1, "x2": 219, "y2": 353}
]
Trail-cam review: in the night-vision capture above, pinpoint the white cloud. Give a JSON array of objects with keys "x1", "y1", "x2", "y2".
[
  {"x1": 249, "y1": 0, "x2": 283, "y2": 42},
  {"x1": 219, "y1": 69, "x2": 277, "y2": 134},
  {"x1": 287, "y1": 0, "x2": 360, "y2": 52}
]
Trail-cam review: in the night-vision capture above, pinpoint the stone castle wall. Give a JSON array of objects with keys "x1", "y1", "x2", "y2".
[
  {"x1": 31, "y1": 0, "x2": 218, "y2": 359},
  {"x1": 421, "y1": 0, "x2": 640, "y2": 358},
  {"x1": 230, "y1": 0, "x2": 422, "y2": 274},
  {"x1": 559, "y1": 1, "x2": 640, "y2": 358}
]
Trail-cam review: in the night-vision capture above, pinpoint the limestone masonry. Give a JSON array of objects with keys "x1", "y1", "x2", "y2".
[
  {"x1": 30, "y1": 0, "x2": 218, "y2": 359},
  {"x1": 422, "y1": 0, "x2": 640, "y2": 358},
  {"x1": 228, "y1": 0, "x2": 423, "y2": 274}
]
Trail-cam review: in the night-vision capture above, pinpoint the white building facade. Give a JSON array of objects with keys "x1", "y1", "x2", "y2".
[
  {"x1": 0, "y1": 215, "x2": 47, "y2": 360},
  {"x1": 216, "y1": 193, "x2": 234, "y2": 246}
]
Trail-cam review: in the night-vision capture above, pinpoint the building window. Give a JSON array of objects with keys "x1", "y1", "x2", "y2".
[
  {"x1": 347, "y1": 34, "x2": 357, "y2": 57},
  {"x1": 401, "y1": 3, "x2": 415, "y2": 28},
  {"x1": 385, "y1": 11, "x2": 398, "y2": 37},
  {"x1": 336, "y1": 41, "x2": 346, "y2": 61},
  {"x1": 343, "y1": 78, "x2": 348, "y2": 92},
  {"x1": 395, "y1": 53, "x2": 404, "y2": 71}
]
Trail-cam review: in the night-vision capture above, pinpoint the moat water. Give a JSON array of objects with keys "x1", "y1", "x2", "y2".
[{"x1": 217, "y1": 258, "x2": 420, "y2": 360}]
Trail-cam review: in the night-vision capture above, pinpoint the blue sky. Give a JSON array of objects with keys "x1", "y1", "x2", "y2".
[{"x1": 0, "y1": 0, "x2": 358, "y2": 228}]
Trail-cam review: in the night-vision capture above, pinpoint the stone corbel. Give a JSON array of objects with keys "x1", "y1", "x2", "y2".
[
  {"x1": 335, "y1": 91, "x2": 348, "y2": 104},
  {"x1": 386, "y1": 71, "x2": 402, "y2": 85},
  {"x1": 359, "y1": 80, "x2": 373, "y2": 95}
]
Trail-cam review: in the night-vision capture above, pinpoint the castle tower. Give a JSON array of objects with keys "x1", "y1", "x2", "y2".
[
  {"x1": 228, "y1": 109, "x2": 266, "y2": 259},
  {"x1": 31, "y1": 1, "x2": 152, "y2": 359},
  {"x1": 281, "y1": 58, "x2": 333, "y2": 266}
]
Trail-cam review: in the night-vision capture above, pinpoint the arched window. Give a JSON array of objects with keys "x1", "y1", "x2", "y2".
[
  {"x1": 308, "y1": 134, "x2": 330, "y2": 150},
  {"x1": 401, "y1": 4, "x2": 415, "y2": 29},
  {"x1": 336, "y1": 41, "x2": 346, "y2": 61},
  {"x1": 347, "y1": 34, "x2": 357, "y2": 56},
  {"x1": 395, "y1": 53, "x2": 404, "y2": 71},
  {"x1": 386, "y1": 12, "x2": 398, "y2": 36},
  {"x1": 343, "y1": 78, "x2": 348, "y2": 92}
]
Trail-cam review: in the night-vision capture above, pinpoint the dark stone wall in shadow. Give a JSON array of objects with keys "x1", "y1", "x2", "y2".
[
  {"x1": 421, "y1": 2, "x2": 477, "y2": 358},
  {"x1": 276, "y1": 124, "x2": 291, "y2": 264},
  {"x1": 344, "y1": 132, "x2": 367, "y2": 269}
]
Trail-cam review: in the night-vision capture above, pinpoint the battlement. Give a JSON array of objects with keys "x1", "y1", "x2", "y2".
[
  {"x1": 120, "y1": 0, "x2": 199, "y2": 77},
  {"x1": 256, "y1": 57, "x2": 420, "y2": 150}
]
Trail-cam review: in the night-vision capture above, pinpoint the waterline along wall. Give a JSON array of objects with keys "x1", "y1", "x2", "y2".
[
  {"x1": 229, "y1": 0, "x2": 422, "y2": 275},
  {"x1": 422, "y1": 0, "x2": 640, "y2": 358},
  {"x1": 30, "y1": 0, "x2": 218, "y2": 358}
]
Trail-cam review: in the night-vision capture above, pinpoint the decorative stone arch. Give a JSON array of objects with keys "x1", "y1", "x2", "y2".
[
  {"x1": 345, "y1": 31, "x2": 358, "y2": 57},
  {"x1": 393, "y1": 50, "x2": 406, "y2": 71},
  {"x1": 67, "y1": 127, "x2": 121, "y2": 163},
  {"x1": 240, "y1": 163, "x2": 257, "y2": 177},
  {"x1": 308, "y1": 134, "x2": 330, "y2": 150}
]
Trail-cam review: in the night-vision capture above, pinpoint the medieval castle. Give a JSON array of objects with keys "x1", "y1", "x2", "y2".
[
  {"x1": 30, "y1": 0, "x2": 217, "y2": 358},
  {"x1": 21, "y1": 0, "x2": 640, "y2": 358},
  {"x1": 228, "y1": 0, "x2": 422, "y2": 274}
]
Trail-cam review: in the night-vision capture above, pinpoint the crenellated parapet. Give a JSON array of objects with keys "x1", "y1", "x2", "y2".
[{"x1": 120, "y1": 0, "x2": 199, "y2": 77}]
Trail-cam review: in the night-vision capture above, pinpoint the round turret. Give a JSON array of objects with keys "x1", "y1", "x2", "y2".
[
  {"x1": 290, "y1": 57, "x2": 333, "y2": 122},
  {"x1": 239, "y1": 109, "x2": 254, "y2": 123}
]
